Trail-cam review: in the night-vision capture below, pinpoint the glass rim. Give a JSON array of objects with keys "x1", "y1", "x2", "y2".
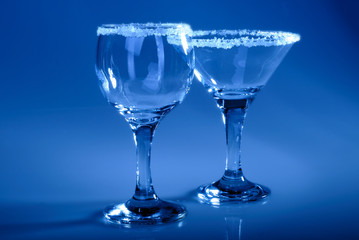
[
  {"x1": 192, "y1": 29, "x2": 301, "y2": 48},
  {"x1": 97, "y1": 23, "x2": 193, "y2": 37}
]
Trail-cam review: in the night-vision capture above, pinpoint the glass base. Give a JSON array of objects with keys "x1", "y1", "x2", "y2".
[
  {"x1": 104, "y1": 198, "x2": 186, "y2": 225},
  {"x1": 197, "y1": 178, "x2": 270, "y2": 205}
]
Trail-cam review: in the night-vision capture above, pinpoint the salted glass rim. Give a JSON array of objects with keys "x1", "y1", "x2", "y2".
[
  {"x1": 97, "y1": 23, "x2": 193, "y2": 37},
  {"x1": 192, "y1": 29, "x2": 301, "y2": 48}
]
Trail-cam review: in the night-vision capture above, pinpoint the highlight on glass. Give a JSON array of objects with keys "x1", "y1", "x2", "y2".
[
  {"x1": 192, "y1": 29, "x2": 300, "y2": 205},
  {"x1": 95, "y1": 23, "x2": 194, "y2": 224}
]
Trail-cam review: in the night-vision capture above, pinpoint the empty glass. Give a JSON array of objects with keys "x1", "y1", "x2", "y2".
[
  {"x1": 192, "y1": 29, "x2": 300, "y2": 204},
  {"x1": 95, "y1": 23, "x2": 194, "y2": 224}
]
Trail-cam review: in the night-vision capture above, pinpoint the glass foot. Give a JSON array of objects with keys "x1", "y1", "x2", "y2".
[
  {"x1": 197, "y1": 178, "x2": 270, "y2": 205},
  {"x1": 104, "y1": 198, "x2": 186, "y2": 225}
]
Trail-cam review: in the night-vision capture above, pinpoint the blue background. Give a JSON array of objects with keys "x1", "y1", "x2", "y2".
[{"x1": 1, "y1": 0, "x2": 359, "y2": 239}]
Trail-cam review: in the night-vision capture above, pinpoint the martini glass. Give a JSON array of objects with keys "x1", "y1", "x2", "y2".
[
  {"x1": 95, "y1": 23, "x2": 194, "y2": 224},
  {"x1": 193, "y1": 29, "x2": 300, "y2": 204}
]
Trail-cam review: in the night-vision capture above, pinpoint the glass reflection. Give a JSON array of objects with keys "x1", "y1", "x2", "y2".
[{"x1": 225, "y1": 216, "x2": 242, "y2": 240}]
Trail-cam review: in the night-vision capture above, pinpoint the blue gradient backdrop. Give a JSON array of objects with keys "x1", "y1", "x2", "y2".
[{"x1": 0, "y1": 0, "x2": 359, "y2": 239}]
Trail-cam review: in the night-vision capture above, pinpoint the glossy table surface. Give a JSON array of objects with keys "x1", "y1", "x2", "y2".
[{"x1": 1, "y1": 190, "x2": 359, "y2": 240}]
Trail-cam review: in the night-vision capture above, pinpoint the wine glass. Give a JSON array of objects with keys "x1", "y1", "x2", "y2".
[
  {"x1": 192, "y1": 29, "x2": 300, "y2": 204},
  {"x1": 95, "y1": 23, "x2": 194, "y2": 224}
]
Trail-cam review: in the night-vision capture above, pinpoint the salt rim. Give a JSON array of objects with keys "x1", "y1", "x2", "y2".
[
  {"x1": 192, "y1": 29, "x2": 300, "y2": 49},
  {"x1": 97, "y1": 23, "x2": 193, "y2": 37}
]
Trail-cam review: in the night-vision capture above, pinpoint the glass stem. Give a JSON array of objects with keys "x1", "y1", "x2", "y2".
[
  {"x1": 131, "y1": 124, "x2": 158, "y2": 201},
  {"x1": 222, "y1": 107, "x2": 248, "y2": 180}
]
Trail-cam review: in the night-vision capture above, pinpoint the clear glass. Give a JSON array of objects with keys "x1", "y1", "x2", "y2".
[
  {"x1": 95, "y1": 23, "x2": 194, "y2": 224},
  {"x1": 193, "y1": 29, "x2": 300, "y2": 204}
]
